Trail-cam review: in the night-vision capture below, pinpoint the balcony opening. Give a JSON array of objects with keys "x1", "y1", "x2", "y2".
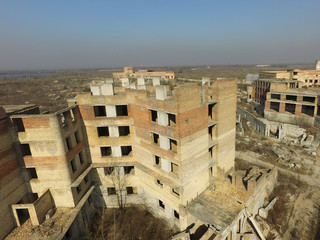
[
  {"x1": 84, "y1": 176, "x2": 89, "y2": 183},
  {"x1": 303, "y1": 96, "x2": 315, "y2": 103},
  {"x1": 121, "y1": 146, "x2": 132, "y2": 156},
  {"x1": 75, "y1": 131, "x2": 80, "y2": 144},
  {"x1": 27, "y1": 168, "x2": 38, "y2": 179},
  {"x1": 21, "y1": 144, "x2": 31, "y2": 156},
  {"x1": 209, "y1": 147, "x2": 213, "y2": 158},
  {"x1": 150, "y1": 110, "x2": 158, "y2": 122},
  {"x1": 208, "y1": 126, "x2": 213, "y2": 139},
  {"x1": 158, "y1": 200, "x2": 165, "y2": 209},
  {"x1": 152, "y1": 133, "x2": 159, "y2": 145},
  {"x1": 168, "y1": 113, "x2": 176, "y2": 127},
  {"x1": 16, "y1": 209, "x2": 30, "y2": 226},
  {"x1": 116, "y1": 105, "x2": 128, "y2": 116},
  {"x1": 286, "y1": 95, "x2": 297, "y2": 101},
  {"x1": 66, "y1": 137, "x2": 72, "y2": 150},
  {"x1": 174, "y1": 210, "x2": 180, "y2": 219},
  {"x1": 270, "y1": 102, "x2": 280, "y2": 112},
  {"x1": 97, "y1": 127, "x2": 109, "y2": 137},
  {"x1": 208, "y1": 103, "x2": 215, "y2": 120},
  {"x1": 285, "y1": 103, "x2": 296, "y2": 114},
  {"x1": 101, "y1": 147, "x2": 112, "y2": 157},
  {"x1": 71, "y1": 158, "x2": 77, "y2": 173},
  {"x1": 107, "y1": 187, "x2": 116, "y2": 195},
  {"x1": 119, "y1": 126, "x2": 130, "y2": 136},
  {"x1": 271, "y1": 94, "x2": 280, "y2": 100},
  {"x1": 104, "y1": 167, "x2": 114, "y2": 175},
  {"x1": 169, "y1": 139, "x2": 177, "y2": 152},
  {"x1": 94, "y1": 106, "x2": 106, "y2": 117},
  {"x1": 13, "y1": 118, "x2": 25, "y2": 132},
  {"x1": 302, "y1": 105, "x2": 315, "y2": 116},
  {"x1": 79, "y1": 151, "x2": 84, "y2": 165},
  {"x1": 124, "y1": 166, "x2": 134, "y2": 175},
  {"x1": 171, "y1": 163, "x2": 179, "y2": 173},
  {"x1": 155, "y1": 155, "x2": 161, "y2": 166}
]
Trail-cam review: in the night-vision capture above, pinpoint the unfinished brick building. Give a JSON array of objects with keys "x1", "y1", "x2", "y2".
[
  {"x1": 1, "y1": 76, "x2": 276, "y2": 240},
  {"x1": 112, "y1": 66, "x2": 175, "y2": 80}
]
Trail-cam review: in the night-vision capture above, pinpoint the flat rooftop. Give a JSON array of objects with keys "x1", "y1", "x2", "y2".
[
  {"x1": 187, "y1": 179, "x2": 251, "y2": 231},
  {"x1": 2, "y1": 104, "x2": 39, "y2": 116}
]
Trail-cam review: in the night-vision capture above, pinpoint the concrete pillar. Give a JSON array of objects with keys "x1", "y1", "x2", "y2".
[
  {"x1": 137, "y1": 77, "x2": 145, "y2": 85},
  {"x1": 159, "y1": 135, "x2": 170, "y2": 150},
  {"x1": 297, "y1": 95, "x2": 303, "y2": 103},
  {"x1": 231, "y1": 224, "x2": 237, "y2": 240},
  {"x1": 152, "y1": 77, "x2": 161, "y2": 86},
  {"x1": 106, "y1": 106, "x2": 116, "y2": 117},
  {"x1": 121, "y1": 78, "x2": 130, "y2": 87},
  {"x1": 265, "y1": 101, "x2": 270, "y2": 111},
  {"x1": 280, "y1": 94, "x2": 286, "y2": 101},
  {"x1": 112, "y1": 146, "x2": 121, "y2": 157},
  {"x1": 90, "y1": 86, "x2": 100, "y2": 96},
  {"x1": 161, "y1": 158, "x2": 171, "y2": 172},
  {"x1": 157, "y1": 111, "x2": 168, "y2": 126},
  {"x1": 202, "y1": 77, "x2": 210, "y2": 86},
  {"x1": 109, "y1": 126, "x2": 119, "y2": 137},
  {"x1": 156, "y1": 85, "x2": 167, "y2": 100},
  {"x1": 295, "y1": 104, "x2": 302, "y2": 116},
  {"x1": 101, "y1": 83, "x2": 114, "y2": 96},
  {"x1": 279, "y1": 102, "x2": 285, "y2": 113}
]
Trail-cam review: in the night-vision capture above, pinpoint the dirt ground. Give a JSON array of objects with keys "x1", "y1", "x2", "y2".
[{"x1": 83, "y1": 206, "x2": 175, "y2": 240}]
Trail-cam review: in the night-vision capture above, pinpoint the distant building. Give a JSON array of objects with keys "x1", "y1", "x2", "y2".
[
  {"x1": 112, "y1": 66, "x2": 175, "y2": 80},
  {"x1": 246, "y1": 74, "x2": 259, "y2": 82}
]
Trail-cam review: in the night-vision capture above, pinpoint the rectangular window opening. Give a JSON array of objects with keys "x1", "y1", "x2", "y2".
[
  {"x1": 156, "y1": 179, "x2": 163, "y2": 187},
  {"x1": 285, "y1": 103, "x2": 296, "y2": 114},
  {"x1": 270, "y1": 102, "x2": 280, "y2": 112},
  {"x1": 151, "y1": 110, "x2": 158, "y2": 122},
  {"x1": 302, "y1": 105, "x2": 315, "y2": 117},
  {"x1": 71, "y1": 158, "x2": 77, "y2": 173},
  {"x1": 124, "y1": 166, "x2": 134, "y2": 175},
  {"x1": 76, "y1": 185, "x2": 81, "y2": 194},
  {"x1": 116, "y1": 105, "x2": 128, "y2": 116},
  {"x1": 21, "y1": 144, "x2": 31, "y2": 156},
  {"x1": 27, "y1": 168, "x2": 38, "y2": 179},
  {"x1": 303, "y1": 96, "x2": 315, "y2": 103},
  {"x1": 271, "y1": 94, "x2": 280, "y2": 100},
  {"x1": 94, "y1": 106, "x2": 106, "y2": 117},
  {"x1": 97, "y1": 127, "x2": 109, "y2": 137},
  {"x1": 13, "y1": 118, "x2": 25, "y2": 132},
  {"x1": 101, "y1": 147, "x2": 112, "y2": 157},
  {"x1": 158, "y1": 200, "x2": 165, "y2": 209},
  {"x1": 107, "y1": 187, "x2": 116, "y2": 195},
  {"x1": 174, "y1": 210, "x2": 180, "y2": 219},
  {"x1": 84, "y1": 176, "x2": 89, "y2": 183},
  {"x1": 155, "y1": 155, "x2": 161, "y2": 166},
  {"x1": 119, "y1": 126, "x2": 130, "y2": 136},
  {"x1": 171, "y1": 163, "x2": 179, "y2": 173},
  {"x1": 66, "y1": 137, "x2": 72, "y2": 150},
  {"x1": 152, "y1": 133, "x2": 159, "y2": 145},
  {"x1": 286, "y1": 95, "x2": 297, "y2": 101},
  {"x1": 121, "y1": 146, "x2": 132, "y2": 156},
  {"x1": 170, "y1": 139, "x2": 177, "y2": 152},
  {"x1": 172, "y1": 188, "x2": 180, "y2": 196},
  {"x1": 75, "y1": 131, "x2": 80, "y2": 144},
  {"x1": 168, "y1": 113, "x2": 176, "y2": 126},
  {"x1": 79, "y1": 151, "x2": 84, "y2": 165},
  {"x1": 126, "y1": 186, "x2": 137, "y2": 195}
]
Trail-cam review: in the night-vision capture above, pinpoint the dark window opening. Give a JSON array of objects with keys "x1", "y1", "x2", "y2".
[
  {"x1": 27, "y1": 168, "x2": 38, "y2": 179},
  {"x1": 152, "y1": 133, "x2": 159, "y2": 145},
  {"x1": 13, "y1": 118, "x2": 25, "y2": 132},
  {"x1": 16, "y1": 209, "x2": 30, "y2": 226},
  {"x1": 66, "y1": 229, "x2": 72, "y2": 239},
  {"x1": 121, "y1": 146, "x2": 132, "y2": 156},
  {"x1": 126, "y1": 187, "x2": 135, "y2": 195},
  {"x1": 84, "y1": 176, "x2": 88, "y2": 183},
  {"x1": 168, "y1": 113, "x2": 176, "y2": 126},
  {"x1": 75, "y1": 131, "x2": 80, "y2": 144},
  {"x1": 158, "y1": 200, "x2": 165, "y2": 209},
  {"x1": 208, "y1": 103, "x2": 215, "y2": 120},
  {"x1": 172, "y1": 188, "x2": 180, "y2": 196},
  {"x1": 271, "y1": 94, "x2": 280, "y2": 100},
  {"x1": 171, "y1": 163, "x2": 179, "y2": 173},
  {"x1": 79, "y1": 151, "x2": 84, "y2": 165},
  {"x1": 71, "y1": 159, "x2": 77, "y2": 173},
  {"x1": 208, "y1": 126, "x2": 213, "y2": 139},
  {"x1": 104, "y1": 167, "x2": 114, "y2": 175},
  {"x1": 116, "y1": 105, "x2": 128, "y2": 116},
  {"x1": 293, "y1": 72, "x2": 298, "y2": 75},
  {"x1": 119, "y1": 126, "x2": 130, "y2": 136},
  {"x1": 107, "y1": 187, "x2": 116, "y2": 195},
  {"x1": 66, "y1": 137, "x2": 72, "y2": 150},
  {"x1": 302, "y1": 105, "x2": 315, "y2": 117},
  {"x1": 124, "y1": 166, "x2": 134, "y2": 175},
  {"x1": 101, "y1": 147, "x2": 112, "y2": 157},
  {"x1": 156, "y1": 179, "x2": 163, "y2": 187},
  {"x1": 174, "y1": 210, "x2": 180, "y2": 219},
  {"x1": 94, "y1": 106, "x2": 106, "y2": 117},
  {"x1": 270, "y1": 102, "x2": 280, "y2": 112},
  {"x1": 76, "y1": 185, "x2": 81, "y2": 194},
  {"x1": 285, "y1": 103, "x2": 296, "y2": 114},
  {"x1": 97, "y1": 127, "x2": 109, "y2": 137},
  {"x1": 303, "y1": 96, "x2": 315, "y2": 103},
  {"x1": 155, "y1": 155, "x2": 161, "y2": 166},
  {"x1": 21, "y1": 144, "x2": 31, "y2": 156},
  {"x1": 209, "y1": 147, "x2": 213, "y2": 158},
  {"x1": 151, "y1": 110, "x2": 158, "y2": 122},
  {"x1": 317, "y1": 107, "x2": 320, "y2": 116},
  {"x1": 286, "y1": 95, "x2": 297, "y2": 101},
  {"x1": 170, "y1": 139, "x2": 177, "y2": 152}
]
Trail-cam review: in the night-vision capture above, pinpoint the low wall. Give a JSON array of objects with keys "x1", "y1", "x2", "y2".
[
  {"x1": 314, "y1": 116, "x2": 320, "y2": 130},
  {"x1": 237, "y1": 107, "x2": 270, "y2": 136},
  {"x1": 264, "y1": 111, "x2": 314, "y2": 127}
]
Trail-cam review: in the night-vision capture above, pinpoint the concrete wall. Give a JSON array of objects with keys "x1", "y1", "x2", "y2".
[{"x1": 264, "y1": 111, "x2": 315, "y2": 127}]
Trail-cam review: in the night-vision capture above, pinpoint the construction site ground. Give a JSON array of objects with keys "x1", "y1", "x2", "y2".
[{"x1": 236, "y1": 115, "x2": 320, "y2": 239}]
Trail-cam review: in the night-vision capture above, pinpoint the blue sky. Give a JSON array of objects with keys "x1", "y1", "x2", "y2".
[{"x1": 0, "y1": 0, "x2": 319, "y2": 70}]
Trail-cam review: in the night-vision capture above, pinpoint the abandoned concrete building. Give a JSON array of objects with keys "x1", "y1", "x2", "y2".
[
  {"x1": 112, "y1": 66, "x2": 175, "y2": 80},
  {"x1": 1, "y1": 76, "x2": 277, "y2": 240}
]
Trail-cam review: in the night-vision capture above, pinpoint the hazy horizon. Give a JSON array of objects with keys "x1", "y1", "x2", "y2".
[{"x1": 1, "y1": 0, "x2": 319, "y2": 71}]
